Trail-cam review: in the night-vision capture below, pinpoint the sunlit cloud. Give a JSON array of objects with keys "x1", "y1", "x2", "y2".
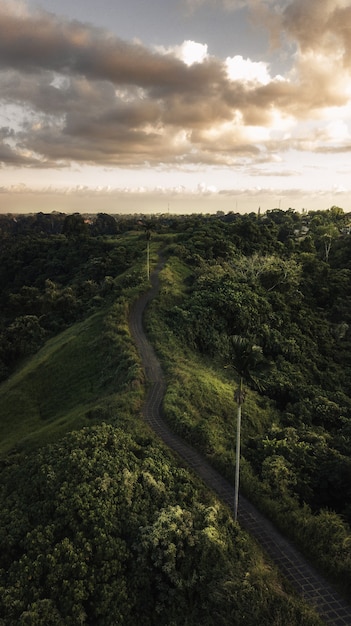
[
  {"x1": 323, "y1": 120, "x2": 350, "y2": 142},
  {"x1": 155, "y1": 40, "x2": 209, "y2": 66},
  {"x1": 225, "y1": 55, "x2": 271, "y2": 85}
]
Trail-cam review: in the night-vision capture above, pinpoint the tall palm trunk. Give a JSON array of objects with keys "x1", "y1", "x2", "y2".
[
  {"x1": 234, "y1": 377, "x2": 244, "y2": 522},
  {"x1": 230, "y1": 335, "x2": 265, "y2": 521}
]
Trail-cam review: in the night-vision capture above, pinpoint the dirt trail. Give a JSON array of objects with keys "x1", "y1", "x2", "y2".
[{"x1": 129, "y1": 257, "x2": 351, "y2": 626}]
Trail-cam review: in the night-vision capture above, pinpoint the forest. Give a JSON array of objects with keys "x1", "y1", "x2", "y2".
[{"x1": 0, "y1": 206, "x2": 350, "y2": 624}]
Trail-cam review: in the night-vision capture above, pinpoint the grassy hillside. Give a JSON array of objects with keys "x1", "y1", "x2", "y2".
[
  {"x1": 0, "y1": 226, "x2": 156, "y2": 457},
  {"x1": 145, "y1": 245, "x2": 351, "y2": 598},
  {"x1": 145, "y1": 255, "x2": 276, "y2": 478},
  {"x1": 0, "y1": 297, "x2": 147, "y2": 458}
]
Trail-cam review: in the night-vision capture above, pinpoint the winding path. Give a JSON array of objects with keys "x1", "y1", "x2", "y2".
[{"x1": 129, "y1": 257, "x2": 351, "y2": 626}]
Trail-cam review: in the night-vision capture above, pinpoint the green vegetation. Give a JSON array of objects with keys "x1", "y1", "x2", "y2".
[
  {"x1": 0, "y1": 424, "x2": 321, "y2": 625},
  {"x1": 144, "y1": 207, "x2": 351, "y2": 597},
  {"x1": 0, "y1": 221, "x2": 149, "y2": 456},
  {"x1": 2, "y1": 208, "x2": 351, "y2": 623},
  {"x1": 0, "y1": 302, "x2": 145, "y2": 456}
]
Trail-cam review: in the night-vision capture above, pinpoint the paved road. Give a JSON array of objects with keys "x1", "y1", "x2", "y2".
[{"x1": 129, "y1": 258, "x2": 351, "y2": 626}]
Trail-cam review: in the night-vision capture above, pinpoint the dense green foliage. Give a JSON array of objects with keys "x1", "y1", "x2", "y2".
[
  {"x1": 145, "y1": 207, "x2": 351, "y2": 594},
  {"x1": 0, "y1": 424, "x2": 320, "y2": 625},
  {"x1": 0, "y1": 220, "x2": 149, "y2": 456},
  {"x1": 1, "y1": 208, "x2": 350, "y2": 623},
  {"x1": 0, "y1": 223, "x2": 148, "y2": 380}
]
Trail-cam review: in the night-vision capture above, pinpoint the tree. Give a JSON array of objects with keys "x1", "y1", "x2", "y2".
[
  {"x1": 62, "y1": 213, "x2": 88, "y2": 238},
  {"x1": 313, "y1": 223, "x2": 340, "y2": 262},
  {"x1": 234, "y1": 254, "x2": 302, "y2": 294},
  {"x1": 146, "y1": 228, "x2": 151, "y2": 280},
  {"x1": 5, "y1": 315, "x2": 46, "y2": 362},
  {"x1": 90, "y1": 213, "x2": 118, "y2": 236}
]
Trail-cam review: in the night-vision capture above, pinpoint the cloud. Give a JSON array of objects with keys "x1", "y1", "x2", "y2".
[
  {"x1": 321, "y1": 120, "x2": 350, "y2": 142},
  {"x1": 183, "y1": 0, "x2": 264, "y2": 14},
  {"x1": 155, "y1": 41, "x2": 209, "y2": 66},
  {"x1": 1, "y1": 179, "x2": 350, "y2": 216},
  {"x1": 0, "y1": 7, "x2": 188, "y2": 90},
  {"x1": 0, "y1": 0, "x2": 351, "y2": 173},
  {"x1": 0, "y1": 123, "x2": 59, "y2": 167},
  {"x1": 282, "y1": 0, "x2": 349, "y2": 52},
  {"x1": 225, "y1": 55, "x2": 271, "y2": 84},
  {"x1": 0, "y1": 181, "x2": 344, "y2": 200}
]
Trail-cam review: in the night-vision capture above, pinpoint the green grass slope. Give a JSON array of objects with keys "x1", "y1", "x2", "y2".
[{"x1": 0, "y1": 300, "x2": 144, "y2": 457}]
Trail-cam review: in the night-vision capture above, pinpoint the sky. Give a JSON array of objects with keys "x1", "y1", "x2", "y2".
[{"x1": 1, "y1": 0, "x2": 351, "y2": 215}]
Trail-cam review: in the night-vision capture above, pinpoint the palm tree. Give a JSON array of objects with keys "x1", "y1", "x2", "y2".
[
  {"x1": 146, "y1": 229, "x2": 151, "y2": 279},
  {"x1": 137, "y1": 220, "x2": 152, "y2": 279},
  {"x1": 230, "y1": 335, "x2": 267, "y2": 521}
]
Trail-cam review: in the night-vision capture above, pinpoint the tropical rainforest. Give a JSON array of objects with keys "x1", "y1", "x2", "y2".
[{"x1": 0, "y1": 206, "x2": 350, "y2": 625}]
